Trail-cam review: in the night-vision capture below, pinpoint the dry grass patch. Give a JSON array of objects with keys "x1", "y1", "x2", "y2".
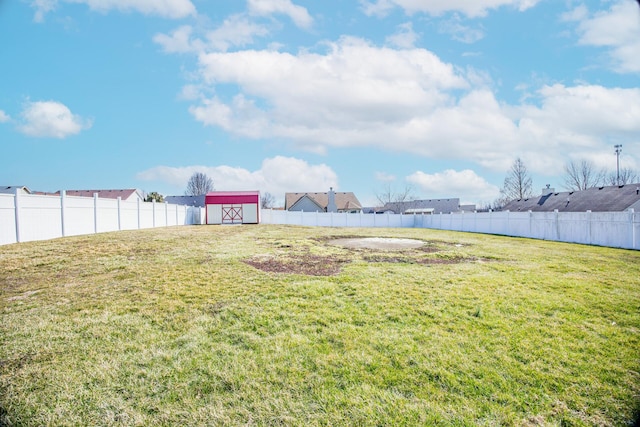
[{"x1": 1, "y1": 225, "x2": 639, "y2": 426}]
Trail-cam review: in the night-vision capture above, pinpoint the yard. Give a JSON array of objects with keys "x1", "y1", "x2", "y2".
[{"x1": 1, "y1": 225, "x2": 639, "y2": 426}]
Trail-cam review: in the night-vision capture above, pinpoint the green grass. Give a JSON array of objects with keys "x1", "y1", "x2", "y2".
[{"x1": 1, "y1": 225, "x2": 639, "y2": 426}]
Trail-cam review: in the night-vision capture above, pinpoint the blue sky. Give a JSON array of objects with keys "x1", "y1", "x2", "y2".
[{"x1": 1, "y1": 0, "x2": 639, "y2": 207}]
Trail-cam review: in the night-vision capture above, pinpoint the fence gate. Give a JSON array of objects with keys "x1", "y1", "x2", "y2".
[{"x1": 222, "y1": 204, "x2": 243, "y2": 224}]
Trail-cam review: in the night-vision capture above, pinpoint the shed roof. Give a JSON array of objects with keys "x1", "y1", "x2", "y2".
[
  {"x1": 205, "y1": 191, "x2": 260, "y2": 205},
  {"x1": 501, "y1": 184, "x2": 640, "y2": 212}
]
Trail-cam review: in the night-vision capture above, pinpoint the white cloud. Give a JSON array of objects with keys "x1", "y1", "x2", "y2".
[
  {"x1": 17, "y1": 100, "x2": 92, "y2": 139},
  {"x1": 0, "y1": 110, "x2": 10, "y2": 123},
  {"x1": 360, "y1": 0, "x2": 541, "y2": 18},
  {"x1": 407, "y1": 169, "x2": 500, "y2": 204},
  {"x1": 375, "y1": 172, "x2": 396, "y2": 182},
  {"x1": 153, "y1": 25, "x2": 203, "y2": 54},
  {"x1": 31, "y1": 0, "x2": 57, "y2": 22},
  {"x1": 386, "y1": 22, "x2": 419, "y2": 48},
  {"x1": 560, "y1": 4, "x2": 588, "y2": 23},
  {"x1": 247, "y1": 0, "x2": 313, "y2": 29},
  {"x1": 438, "y1": 15, "x2": 485, "y2": 43},
  {"x1": 169, "y1": 34, "x2": 639, "y2": 177},
  {"x1": 206, "y1": 14, "x2": 270, "y2": 51},
  {"x1": 570, "y1": 0, "x2": 640, "y2": 73},
  {"x1": 30, "y1": 0, "x2": 196, "y2": 21},
  {"x1": 137, "y1": 156, "x2": 338, "y2": 201},
  {"x1": 154, "y1": 16, "x2": 271, "y2": 54}
]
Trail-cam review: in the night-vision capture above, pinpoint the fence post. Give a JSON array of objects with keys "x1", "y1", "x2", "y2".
[
  {"x1": 554, "y1": 209, "x2": 559, "y2": 241},
  {"x1": 137, "y1": 198, "x2": 141, "y2": 229},
  {"x1": 630, "y1": 209, "x2": 635, "y2": 250},
  {"x1": 586, "y1": 210, "x2": 592, "y2": 246},
  {"x1": 117, "y1": 196, "x2": 122, "y2": 231},
  {"x1": 164, "y1": 202, "x2": 168, "y2": 227},
  {"x1": 152, "y1": 200, "x2": 156, "y2": 228},
  {"x1": 14, "y1": 188, "x2": 21, "y2": 243},
  {"x1": 60, "y1": 190, "x2": 67, "y2": 237},
  {"x1": 528, "y1": 210, "x2": 532, "y2": 238},
  {"x1": 93, "y1": 193, "x2": 99, "y2": 234}
]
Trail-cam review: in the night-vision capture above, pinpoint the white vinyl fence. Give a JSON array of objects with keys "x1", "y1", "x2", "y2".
[
  {"x1": 1, "y1": 192, "x2": 637, "y2": 250},
  {"x1": 0, "y1": 192, "x2": 205, "y2": 245},
  {"x1": 260, "y1": 209, "x2": 639, "y2": 250}
]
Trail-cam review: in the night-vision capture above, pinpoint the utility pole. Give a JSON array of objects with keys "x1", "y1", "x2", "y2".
[{"x1": 614, "y1": 144, "x2": 622, "y2": 185}]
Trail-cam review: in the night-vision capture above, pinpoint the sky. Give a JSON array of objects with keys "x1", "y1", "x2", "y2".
[{"x1": 1, "y1": 0, "x2": 639, "y2": 207}]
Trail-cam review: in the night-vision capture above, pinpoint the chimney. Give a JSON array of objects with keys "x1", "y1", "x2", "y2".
[
  {"x1": 542, "y1": 184, "x2": 555, "y2": 196},
  {"x1": 327, "y1": 187, "x2": 337, "y2": 213}
]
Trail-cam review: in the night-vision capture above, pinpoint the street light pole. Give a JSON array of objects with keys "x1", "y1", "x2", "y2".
[{"x1": 614, "y1": 144, "x2": 622, "y2": 185}]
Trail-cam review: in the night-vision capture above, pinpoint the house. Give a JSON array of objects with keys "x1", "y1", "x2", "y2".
[
  {"x1": 165, "y1": 195, "x2": 206, "y2": 207},
  {"x1": 0, "y1": 186, "x2": 32, "y2": 195},
  {"x1": 63, "y1": 189, "x2": 144, "y2": 201},
  {"x1": 501, "y1": 184, "x2": 640, "y2": 212},
  {"x1": 381, "y1": 198, "x2": 463, "y2": 214},
  {"x1": 285, "y1": 188, "x2": 362, "y2": 213}
]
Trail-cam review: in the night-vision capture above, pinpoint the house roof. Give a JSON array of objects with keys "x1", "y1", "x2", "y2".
[
  {"x1": 285, "y1": 192, "x2": 362, "y2": 211},
  {"x1": 63, "y1": 189, "x2": 143, "y2": 200},
  {"x1": 288, "y1": 194, "x2": 325, "y2": 212},
  {"x1": 165, "y1": 195, "x2": 206, "y2": 207},
  {"x1": 0, "y1": 186, "x2": 31, "y2": 195},
  {"x1": 382, "y1": 198, "x2": 460, "y2": 214},
  {"x1": 501, "y1": 184, "x2": 640, "y2": 212}
]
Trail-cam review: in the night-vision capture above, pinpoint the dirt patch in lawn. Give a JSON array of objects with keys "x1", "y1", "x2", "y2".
[
  {"x1": 328, "y1": 237, "x2": 426, "y2": 250},
  {"x1": 245, "y1": 237, "x2": 479, "y2": 276},
  {"x1": 244, "y1": 254, "x2": 349, "y2": 276}
]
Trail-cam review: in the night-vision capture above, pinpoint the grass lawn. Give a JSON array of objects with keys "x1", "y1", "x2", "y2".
[{"x1": 1, "y1": 225, "x2": 639, "y2": 426}]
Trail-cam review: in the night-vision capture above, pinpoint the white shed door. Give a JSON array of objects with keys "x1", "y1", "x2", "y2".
[{"x1": 222, "y1": 204, "x2": 243, "y2": 224}]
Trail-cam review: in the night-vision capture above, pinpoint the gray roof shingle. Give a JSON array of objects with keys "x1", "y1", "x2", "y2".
[
  {"x1": 501, "y1": 184, "x2": 640, "y2": 212},
  {"x1": 382, "y1": 198, "x2": 460, "y2": 214}
]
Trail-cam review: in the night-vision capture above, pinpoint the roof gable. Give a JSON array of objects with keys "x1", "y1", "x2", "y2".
[
  {"x1": 289, "y1": 194, "x2": 325, "y2": 212},
  {"x1": 0, "y1": 186, "x2": 31, "y2": 195},
  {"x1": 285, "y1": 192, "x2": 362, "y2": 211}
]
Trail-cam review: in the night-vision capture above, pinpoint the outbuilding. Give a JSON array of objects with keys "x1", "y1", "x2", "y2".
[{"x1": 205, "y1": 191, "x2": 260, "y2": 224}]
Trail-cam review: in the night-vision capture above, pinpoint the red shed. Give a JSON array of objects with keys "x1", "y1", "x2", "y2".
[{"x1": 205, "y1": 191, "x2": 260, "y2": 224}]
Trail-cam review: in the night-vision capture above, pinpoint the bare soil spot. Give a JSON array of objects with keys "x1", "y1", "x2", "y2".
[
  {"x1": 328, "y1": 237, "x2": 426, "y2": 250},
  {"x1": 244, "y1": 254, "x2": 349, "y2": 276}
]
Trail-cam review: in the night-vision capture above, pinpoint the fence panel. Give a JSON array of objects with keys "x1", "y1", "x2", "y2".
[
  {"x1": 0, "y1": 195, "x2": 17, "y2": 245},
  {"x1": 96, "y1": 197, "x2": 119, "y2": 233},
  {"x1": 19, "y1": 194, "x2": 62, "y2": 242},
  {"x1": 120, "y1": 200, "x2": 140, "y2": 230},
  {"x1": 64, "y1": 196, "x2": 96, "y2": 236},
  {"x1": 590, "y1": 212, "x2": 632, "y2": 249}
]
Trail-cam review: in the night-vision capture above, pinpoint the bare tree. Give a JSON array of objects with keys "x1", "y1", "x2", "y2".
[
  {"x1": 375, "y1": 183, "x2": 415, "y2": 206},
  {"x1": 185, "y1": 172, "x2": 214, "y2": 196},
  {"x1": 496, "y1": 158, "x2": 533, "y2": 207},
  {"x1": 563, "y1": 160, "x2": 605, "y2": 191},
  {"x1": 605, "y1": 168, "x2": 639, "y2": 186},
  {"x1": 260, "y1": 192, "x2": 275, "y2": 208}
]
